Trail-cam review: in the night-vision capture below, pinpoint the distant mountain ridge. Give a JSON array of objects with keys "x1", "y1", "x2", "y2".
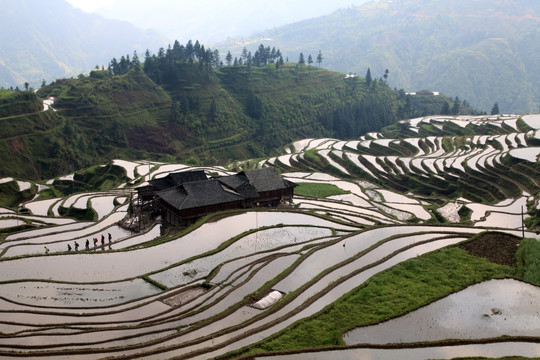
[
  {"x1": 0, "y1": 0, "x2": 166, "y2": 89},
  {"x1": 219, "y1": 0, "x2": 540, "y2": 114}
]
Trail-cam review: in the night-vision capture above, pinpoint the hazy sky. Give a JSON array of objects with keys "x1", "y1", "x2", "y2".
[{"x1": 66, "y1": 0, "x2": 371, "y2": 43}]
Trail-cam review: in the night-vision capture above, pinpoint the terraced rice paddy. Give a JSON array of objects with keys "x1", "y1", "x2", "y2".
[{"x1": 0, "y1": 114, "x2": 539, "y2": 359}]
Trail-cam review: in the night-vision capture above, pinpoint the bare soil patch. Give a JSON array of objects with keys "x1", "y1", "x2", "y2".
[
  {"x1": 161, "y1": 286, "x2": 208, "y2": 307},
  {"x1": 459, "y1": 232, "x2": 521, "y2": 266}
]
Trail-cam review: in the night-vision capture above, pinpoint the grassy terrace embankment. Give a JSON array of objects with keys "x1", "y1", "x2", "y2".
[{"x1": 221, "y1": 232, "x2": 533, "y2": 358}]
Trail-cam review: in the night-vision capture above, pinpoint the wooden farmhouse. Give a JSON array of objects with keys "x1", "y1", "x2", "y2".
[{"x1": 137, "y1": 167, "x2": 296, "y2": 227}]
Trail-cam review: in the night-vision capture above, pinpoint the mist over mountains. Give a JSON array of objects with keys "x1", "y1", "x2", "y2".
[
  {"x1": 73, "y1": 0, "x2": 371, "y2": 44},
  {"x1": 0, "y1": 0, "x2": 166, "y2": 88},
  {"x1": 1, "y1": 0, "x2": 539, "y2": 114}
]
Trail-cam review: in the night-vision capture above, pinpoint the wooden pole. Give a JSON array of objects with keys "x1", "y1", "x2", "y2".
[{"x1": 521, "y1": 206, "x2": 525, "y2": 238}]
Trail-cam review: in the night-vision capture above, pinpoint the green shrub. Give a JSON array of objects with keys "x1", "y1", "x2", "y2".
[
  {"x1": 294, "y1": 182, "x2": 350, "y2": 198},
  {"x1": 516, "y1": 237, "x2": 540, "y2": 286}
]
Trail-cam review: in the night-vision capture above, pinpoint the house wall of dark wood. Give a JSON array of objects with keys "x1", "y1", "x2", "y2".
[
  {"x1": 255, "y1": 188, "x2": 294, "y2": 205},
  {"x1": 160, "y1": 199, "x2": 247, "y2": 227}
]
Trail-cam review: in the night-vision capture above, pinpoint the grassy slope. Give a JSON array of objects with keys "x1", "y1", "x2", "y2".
[
  {"x1": 222, "y1": 243, "x2": 523, "y2": 358},
  {"x1": 0, "y1": 90, "x2": 42, "y2": 117},
  {"x1": 0, "y1": 65, "x2": 352, "y2": 179}
]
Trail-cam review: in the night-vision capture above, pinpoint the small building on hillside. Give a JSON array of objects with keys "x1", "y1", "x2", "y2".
[{"x1": 137, "y1": 167, "x2": 296, "y2": 227}]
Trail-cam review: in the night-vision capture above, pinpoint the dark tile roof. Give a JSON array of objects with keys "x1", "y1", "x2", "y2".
[
  {"x1": 154, "y1": 167, "x2": 295, "y2": 212},
  {"x1": 218, "y1": 174, "x2": 259, "y2": 198},
  {"x1": 169, "y1": 170, "x2": 207, "y2": 184},
  {"x1": 137, "y1": 185, "x2": 155, "y2": 198},
  {"x1": 241, "y1": 167, "x2": 296, "y2": 192},
  {"x1": 148, "y1": 170, "x2": 207, "y2": 191},
  {"x1": 157, "y1": 179, "x2": 245, "y2": 210}
]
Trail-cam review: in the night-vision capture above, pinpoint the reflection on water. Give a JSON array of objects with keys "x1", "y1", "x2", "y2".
[
  {"x1": 475, "y1": 212, "x2": 529, "y2": 229},
  {"x1": 0, "y1": 219, "x2": 23, "y2": 228},
  {"x1": 4, "y1": 221, "x2": 92, "y2": 241},
  {"x1": 259, "y1": 342, "x2": 540, "y2": 360},
  {"x1": 2, "y1": 224, "x2": 133, "y2": 257},
  {"x1": 151, "y1": 227, "x2": 332, "y2": 287},
  {"x1": 468, "y1": 196, "x2": 527, "y2": 222},
  {"x1": 0, "y1": 212, "x2": 353, "y2": 283},
  {"x1": 24, "y1": 198, "x2": 61, "y2": 216},
  {"x1": 90, "y1": 195, "x2": 118, "y2": 220},
  {"x1": 344, "y1": 279, "x2": 540, "y2": 345},
  {"x1": 0, "y1": 279, "x2": 161, "y2": 308}
]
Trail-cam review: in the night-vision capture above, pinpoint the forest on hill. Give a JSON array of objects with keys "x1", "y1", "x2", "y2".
[
  {"x1": 1, "y1": 40, "x2": 481, "y2": 180},
  {"x1": 221, "y1": 0, "x2": 540, "y2": 114}
]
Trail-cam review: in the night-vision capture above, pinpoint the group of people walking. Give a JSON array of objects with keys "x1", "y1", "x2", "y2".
[
  {"x1": 45, "y1": 233, "x2": 113, "y2": 253},
  {"x1": 84, "y1": 233, "x2": 113, "y2": 251},
  {"x1": 86, "y1": 233, "x2": 112, "y2": 250}
]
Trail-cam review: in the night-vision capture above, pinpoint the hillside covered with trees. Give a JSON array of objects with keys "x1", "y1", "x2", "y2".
[
  {"x1": 220, "y1": 0, "x2": 540, "y2": 114},
  {"x1": 1, "y1": 40, "x2": 481, "y2": 180}
]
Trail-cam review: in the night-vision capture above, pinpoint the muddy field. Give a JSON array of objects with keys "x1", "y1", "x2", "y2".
[{"x1": 460, "y1": 232, "x2": 521, "y2": 266}]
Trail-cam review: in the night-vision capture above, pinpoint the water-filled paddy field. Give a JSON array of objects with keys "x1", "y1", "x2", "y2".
[{"x1": 0, "y1": 114, "x2": 539, "y2": 359}]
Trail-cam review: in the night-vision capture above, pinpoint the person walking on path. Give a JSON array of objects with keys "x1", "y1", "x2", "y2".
[
  {"x1": 67, "y1": 244, "x2": 72, "y2": 251},
  {"x1": 44, "y1": 246, "x2": 49, "y2": 254},
  {"x1": 93, "y1": 238, "x2": 98, "y2": 249},
  {"x1": 108, "y1": 233, "x2": 112, "y2": 243},
  {"x1": 74, "y1": 241, "x2": 79, "y2": 251},
  {"x1": 85, "y1": 239, "x2": 89, "y2": 250}
]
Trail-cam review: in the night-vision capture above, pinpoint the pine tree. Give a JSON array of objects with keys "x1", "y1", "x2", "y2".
[
  {"x1": 212, "y1": 49, "x2": 221, "y2": 68},
  {"x1": 307, "y1": 55, "x2": 313, "y2": 73},
  {"x1": 491, "y1": 102, "x2": 500, "y2": 115},
  {"x1": 298, "y1": 53, "x2": 305, "y2": 64},
  {"x1": 186, "y1": 40, "x2": 194, "y2": 62},
  {"x1": 110, "y1": 58, "x2": 119, "y2": 75},
  {"x1": 365, "y1": 68, "x2": 372, "y2": 86},
  {"x1": 193, "y1": 41, "x2": 201, "y2": 61},
  {"x1": 316, "y1": 50, "x2": 323, "y2": 67},
  {"x1": 132, "y1": 51, "x2": 141, "y2": 70},
  {"x1": 257, "y1": 44, "x2": 267, "y2": 66},
  {"x1": 451, "y1": 96, "x2": 461, "y2": 115},
  {"x1": 270, "y1": 47, "x2": 277, "y2": 63},
  {"x1": 225, "y1": 51, "x2": 233, "y2": 66},
  {"x1": 441, "y1": 101, "x2": 450, "y2": 115}
]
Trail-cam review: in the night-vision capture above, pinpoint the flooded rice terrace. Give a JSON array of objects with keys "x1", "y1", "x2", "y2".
[
  {"x1": 344, "y1": 279, "x2": 540, "y2": 344},
  {"x1": 0, "y1": 114, "x2": 539, "y2": 358}
]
